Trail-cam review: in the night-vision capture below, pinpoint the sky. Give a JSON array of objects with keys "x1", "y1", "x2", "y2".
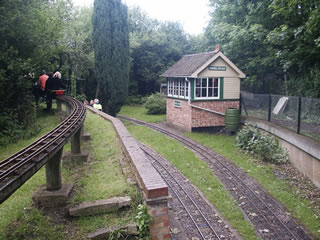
[{"x1": 72, "y1": 0, "x2": 210, "y2": 35}]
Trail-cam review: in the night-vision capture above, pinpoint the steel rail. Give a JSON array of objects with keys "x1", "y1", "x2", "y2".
[
  {"x1": 0, "y1": 97, "x2": 81, "y2": 180},
  {"x1": 0, "y1": 96, "x2": 85, "y2": 203},
  {"x1": 118, "y1": 115, "x2": 312, "y2": 240},
  {"x1": 141, "y1": 146, "x2": 221, "y2": 240},
  {"x1": 0, "y1": 98, "x2": 77, "y2": 170}
]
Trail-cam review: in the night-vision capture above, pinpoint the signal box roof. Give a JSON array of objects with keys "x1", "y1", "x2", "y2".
[{"x1": 161, "y1": 50, "x2": 245, "y2": 78}]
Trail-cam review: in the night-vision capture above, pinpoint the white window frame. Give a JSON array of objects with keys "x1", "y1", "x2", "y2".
[
  {"x1": 185, "y1": 80, "x2": 189, "y2": 98},
  {"x1": 168, "y1": 79, "x2": 173, "y2": 95},
  {"x1": 167, "y1": 78, "x2": 188, "y2": 99},
  {"x1": 194, "y1": 77, "x2": 220, "y2": 99}
]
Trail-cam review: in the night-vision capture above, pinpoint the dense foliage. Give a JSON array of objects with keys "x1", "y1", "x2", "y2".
[
  {"x1": 1, "y1": 0, "x2": 319, "y2": 144},
  {"x1": 128, "y1": 7, "x2": 193, "y2": 96},
  {"x1": 204, "y1": 0, "x2": 320, "y2": 97},
  {"x1": 0, "y1": 0, "x2": 73, "y2": 145},
  {"x1": 144, "y1": 93, "x2": 166, "y2": 114},
  {"x1": 92, "y1": 0, "x2": 130, "y2": 116},
  {"x1": 236, "y1": 124, "x2": 289, "y2": 164}
]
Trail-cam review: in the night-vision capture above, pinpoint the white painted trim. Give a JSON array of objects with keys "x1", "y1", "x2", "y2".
[
  {"x1": 191, "y1": 52, "x2": 246, "y2": 78},
  {"x1": 194, "y1": 77, "x2": 220, "y2": 100}
]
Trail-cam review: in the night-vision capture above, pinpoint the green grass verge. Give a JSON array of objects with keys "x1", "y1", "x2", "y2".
[
  {"x1": 67, "y1": 111, "x2": 140, "y2": 234},
  {"x1": 0, "y1": 108, "x2": 140, "y2": 239},
  {"x1": 120, "y1": 104, "x2": 320, "y2": 239},
  {"x1": 119, "y1": 105, "x2": 166, "y2": 123},
  {"x1": 0, "y1": 105, "x2": 60, "y2": 159},
  {"x1": 0, "y1": 108, "x2": 62, "y2": 240},
  {"x1": 124, "y1": 122, "x2": 259, "y2": 240},
  {"x1": 186, "y1": 132, "x2": 320, "y2": 239}
]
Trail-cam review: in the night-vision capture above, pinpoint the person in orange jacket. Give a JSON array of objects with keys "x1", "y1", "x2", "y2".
[{"x1": 38, "y1": 70, "x2": 48, "y2": 101}]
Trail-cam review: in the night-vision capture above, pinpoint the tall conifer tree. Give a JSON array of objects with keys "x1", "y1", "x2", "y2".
[{"x1": 92, "y1": 0, "x2": 129, "y2": 116}]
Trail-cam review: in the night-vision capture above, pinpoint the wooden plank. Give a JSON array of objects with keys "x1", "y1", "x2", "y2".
[{"x1": 272, "y1": 97, "x2": 288, "y2": 115}]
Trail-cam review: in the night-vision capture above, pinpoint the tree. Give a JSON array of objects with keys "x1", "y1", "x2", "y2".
[
  {"x1": 267, "y1": 0, "x2": 320, "y2": 97},
  {"x1": 63, "y1": 6, "x2": 95, "y2": 98},
  {"x1": 128, "y1": 7, "x2": 192, "y2": 96},
  {"x1": 205, "y1": 0, "x2": 283, "y2": 94},
  {"x1": 205, "y1": 0, "x2": 320, "y2": 97},
  {"x1": 0, "y1": 0, "x2": 73, "y2": 144},
  {"x1": 92, "y1": 0, "x2": 129, "y2": 116}
]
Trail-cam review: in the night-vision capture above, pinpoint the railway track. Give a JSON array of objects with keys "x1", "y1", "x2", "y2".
[
  {"x1": 119, "y1": 115, "x2": 313, "y2": 240},
  {"x1": 140, "y1": 143, "x2": 240, "y2": 240},
  {"x1": 0, "y1": 96, "x2": 86, "y2": 203}
]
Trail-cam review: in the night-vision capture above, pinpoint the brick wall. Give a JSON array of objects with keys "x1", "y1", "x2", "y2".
[
  {"x1": 86, "y1": 107, "x2": 171, "y2": 240},
  {"x1": 166, "y1": 98, "x2": 239, "y2": 130},
  {"x1": 148, "y1": 198, "x2": 171, "y2": 240},
  {"x1": 191, "y1": 101, "x2": 239, "y2": 128},
  {"x1": 166, "y1": 98, "x2": 192, "y2": 131}
]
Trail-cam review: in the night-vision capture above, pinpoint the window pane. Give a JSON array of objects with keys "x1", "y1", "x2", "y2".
[
  {"x1": 208, "y1": 78, "x2": 213, "y2": 87},
  {"x1": 196, "y1": 79, "x2": 201, "y2": 87},
  {"x1": 196, "y1": 88, "x2": 200, "y2": 97},
  {"x1": 185, "y1": 81, "x2": 188, "y2": 97},
  {"x1": 214, "y1": 88, "x2": 218, "y2": 97},
  {"x1": 202, "y1": 78, "x2": 207, "y2": 87},
  {"x1": 174, "y1": 80, "x2": 179, "y2": 95},
  {"x1": 180, "y1": 79, "x2": 184, "y2": 96},
  {"x1": 208, "y1": 88, "x2": 213, "y2": 97},
  {"x1": 202, "y1": 88, "x2": 207, "y2": 97},
  {"x1": 214, "y1": 78, "x2": 218, "y2": 87}
]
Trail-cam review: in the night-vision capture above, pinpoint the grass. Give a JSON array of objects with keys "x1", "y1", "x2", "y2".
[
  {"x1": 0, "y1": 106, "x2": 140, "y2": 239},
  {"x1": 0, "y1": 104, "x2": 61, "y2": 159},
  {"x1": 67, "y1": 111, "x2": 140, "y2": 235},
  {"x1": 119, "y1": 105, "x2": 166, "y2": 123},
  {"x1": 120, "y1": 104, "x2": 320, "y2": 239},
  {"x1": 124, "y1": 121, "x2": 259, "y2": 240},
  {"x1": 3, "y1": 208, "x2": 66, "y2": 240},
  {"x1": 0, "y1": 105, "x2": 62, "y2": 240},
  {"x1": 186, "y1": 132, "x2": 320, "y2": 239}
]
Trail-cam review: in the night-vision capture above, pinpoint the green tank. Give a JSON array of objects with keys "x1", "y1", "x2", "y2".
[{"x1": 225, "y1": 108, "x2": 240, "y2": 132}]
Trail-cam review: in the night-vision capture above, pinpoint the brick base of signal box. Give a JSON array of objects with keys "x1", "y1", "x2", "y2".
[{"x1": 166, "y1": 98, "x2": 239, "y2": 132}]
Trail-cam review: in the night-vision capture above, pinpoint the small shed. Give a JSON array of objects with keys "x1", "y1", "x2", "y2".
[{"x1": 161, "y1": 46, "x2": 246, "y2": 132}]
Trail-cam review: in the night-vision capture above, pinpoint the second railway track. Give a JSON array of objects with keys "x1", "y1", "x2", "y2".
[
  {"x1": 140, "y1": 143, "x2": 240, "y2": 240},
  {"x1": 119, "y1": 115, "x2": 313, "y2": 240}
]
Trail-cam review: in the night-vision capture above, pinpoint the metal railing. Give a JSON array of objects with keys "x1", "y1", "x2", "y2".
[{"x1": 240, "y1": 92, "x2": 320, "y2": 142}]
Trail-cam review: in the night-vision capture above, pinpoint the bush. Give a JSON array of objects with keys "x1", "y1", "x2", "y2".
[
  {"x1": 135, "y1": 204, "x2": 152, "y2": 240},
  {"x1": 144, "y1": 93, "x2": 166, "y2": 115},
  {"x1": 236, "y1": 124, "x2": 289, "y2": 164},
  {"x1": 75, "y1": 94, "x2": 87, "y2": 102},
  {"x1": 125, "y1": 95, "x2": 147, "y2": 105}
]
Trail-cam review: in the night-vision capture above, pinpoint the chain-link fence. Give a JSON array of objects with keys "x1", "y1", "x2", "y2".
[{"x1": 240, "y1": 92, "x2": 320, "y2": 142}]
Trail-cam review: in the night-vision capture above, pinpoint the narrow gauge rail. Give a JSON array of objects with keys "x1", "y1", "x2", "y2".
[
  {"x1": 0, "y1": 96, "x2": 86, "y2": 203},
  {"x1": 140, "y1": 143, "x2": 239, "y2": 240},
  {"x1": 119, "y1": 115, "x2": 313, "y2": 240}
]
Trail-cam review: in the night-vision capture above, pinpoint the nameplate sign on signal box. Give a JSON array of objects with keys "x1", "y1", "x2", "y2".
[
  {"x1": 208, "y1": 66, "x2": 226, "y2": 71},
  {"x1": 174, "y1": 100, "x2": 181, "y2": 108}
]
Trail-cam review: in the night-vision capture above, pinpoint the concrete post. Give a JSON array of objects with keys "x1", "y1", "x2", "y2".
[
  {"x1": 268, "y1": 94, "x2": 272, "y2": 122},
  {"x1": 66, "y1": 105, "x2": 71, "y2": 115},
  {"x1": 80, "y1": 125, "x2": 84, "y2": 135},
  {"x1": 71, "y1": 128, "x2": 81, "y2": 154},
  {"x1": 57, "y1": 100, "x2": 62, "y2": 112},
  {"x1": 45, "y1": 148, "x2": 63, "y2": 190}
]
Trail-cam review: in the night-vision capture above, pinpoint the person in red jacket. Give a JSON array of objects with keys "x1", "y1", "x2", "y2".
[{"x1": 38, "y1": 70, "x2": 48, "y2": 101}]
